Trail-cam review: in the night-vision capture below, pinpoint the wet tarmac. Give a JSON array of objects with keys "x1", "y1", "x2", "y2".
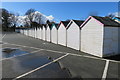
[
  {"x1": 2, "y1": 48, "x2": 28, "y2": 58},
  {"x1": 2, "y1": 48, "x2": 71, "y2": 78},
  {"x1": 2, "y1": 32, "x2": 120, "y2": 79}
]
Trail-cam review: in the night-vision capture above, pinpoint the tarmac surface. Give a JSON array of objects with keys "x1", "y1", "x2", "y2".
[{"x1": 1, "y1": 32, "x2": 120, "y2": 79}]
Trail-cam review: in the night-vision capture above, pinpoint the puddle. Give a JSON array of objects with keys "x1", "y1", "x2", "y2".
[
  {"x1": 2, "y1": 48, "x2": 71, "y2": 78},
  {"x1": 21, "y1": 57, "x2": 71, "y2": 78},
  {"x1": 2, "y1": 48, "x2": 28, "y2": 58}
]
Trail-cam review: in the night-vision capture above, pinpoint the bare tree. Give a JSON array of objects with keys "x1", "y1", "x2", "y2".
[
  {"x1": 1, "y1": 8, "x2": 11, "y2": 31},
  {"x1": 9, "y1": 12, "x2": 19, "y2": 27},
  {"x1": 24, "y1": 16, "x2": 30, "y2": 28},
  {"x1": 25, "y1": 9, "x2": 36, "y2": 28},
  {"x1": 106, "y1": 13, "x2": 115, "y2": 18}
]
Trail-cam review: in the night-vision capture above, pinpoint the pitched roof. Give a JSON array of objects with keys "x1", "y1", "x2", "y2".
[
  {"x1": 47, "y1": 23, "x2": 52, "y2": 29},
  {"x1": 115, "y1": 17, "x2": 120, "y2": 19},
  {"x1": 73, "y1": 20, "x2": 84, "y2": 26},
  {"x1": 61, "y1": 21, "x2": 70, "y2": 27},
  {"x1": 66, "y1": 20, "x2": 84, "y2": 29},
  {"x1": 41, "y1": 24, "x2": 47, "y2": 29},
  {"x1": 51, "y1": 23, "x2": 58, "y2": 29},
  {"x1": 92, "y1": 16, "x2": 120, "y2": 27}
]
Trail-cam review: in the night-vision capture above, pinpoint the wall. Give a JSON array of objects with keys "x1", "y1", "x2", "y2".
[
  {"x1": 51, "y1": 26, "x2": 57, "y2": 44},
  {"x1": 67, "y1": 22, "x2": 80, "y2": 50},
  {"x1": 46, "y1": 27, "x2": 51, "y2": 42},
  {"x1": 103, "y1": 27, "x2": 120, "y2": 56},
  {"x1": 34, "y1": 29, "x2": 37, "y2": 38},
  {"x1": 24, "y1": 29, "x2": 27, "y2": 35},
  {"x1": 31, "y1": 29, "x2": 35, "y2": 38},
  {"x1": 41, "y1": 28, "x2": 43, "y2": 39},
  {"x1": 58, "y1": 24, "x2": 67, "y2": 46},
  {"x1": 81, "y1": 18, "x2": 103, "y2": 57},
  {"x1": 42, "y1": 27, "x2": 46, "y2": 40},
  {"x1": 36, "y1": 28, "x2": 40, "y2": 39},
  {"x1": 29, "y1": 29, "x2": 32, "y2": 37}
]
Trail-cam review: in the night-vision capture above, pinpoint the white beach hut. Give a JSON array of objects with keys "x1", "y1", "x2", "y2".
[
  {"x1": 58, "y1": 21, "x2": 70, "y2": 46},
  {"x1": 20, "y1": 29, "x2": 24, "y2": 34},
  {"x1": 36, "y1": 27, "x2": 41, "y2": 39},
  {"x1": 46, "y1": 24, "x2": 52, "y2": 42},
  {"x1": 67, "y1": 20, "x2": 84, "y2": 50},
  {"x1": 27, "y1": 28, "x2": 29, "y2": 36},
  {"x1": 34, "y1": 28, "x2": 37, "y2": 38},
  {"x1": 42, "y1": 24, "x2": 46, "y2": 40},
  {"x1": 29, "y1": 29, "x2": 32, "y2": 37},
  {"x1": 51, "y1": 23, "x2": 58, "y2": 44},
  {"x1": 81, "y1": 16, "x2": 120, "y2": 57},
  {"x1": 24, "y1": 29, "x2": 28, "y2": 35},
  {"x1": 31, "y1": 28, "x2": 35, "y2": 38}
]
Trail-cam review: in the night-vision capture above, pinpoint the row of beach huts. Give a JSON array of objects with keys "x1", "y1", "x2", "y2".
[{"x1": 18, "y1": 16, "x2": 120, "y2": 57}]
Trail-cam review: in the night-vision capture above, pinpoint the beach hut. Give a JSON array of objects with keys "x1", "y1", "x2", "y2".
[
  {"x1": 34, "y1": 28, "x2": 37, "y2": 38},
  {"x1": 28, "y1": 28, "x2": 32, "y2": 37},
  {"x1": 26, "y1": 29, "x2": 29, "y2": 36},
  {"x1": 67, "y1": 20, "x2": 84, "y2": 50},
  {"x1": 46, "y1": 24, "x2": 52, "y2": 42},
  {"x1": 36, "y1": 27, "x2": 41, "y2": 39},
  {"x1": 51, "y1": 23, "x2": 58, "y2": 44},
  {"x1": 24, "y1": 29, "x2": 28, "y2": 35},
  {"x1": 31, "y1": 28, "x2": 35, "y2": 38},
  {"x1": 42, "y1": 24, "x2": 46, "y2": 40},
  {"x1": 113, "y1": 17, "x2": 120, "y2": 23},
  {"x1": 27, "y1": 28, "x2": 30, "y2": 36},
  {"x1": 81, "y1": 16, "x2": 120, "y2": 57},
  {"x1": 20, "y1": 28, "x2": 24, "y2": 34},
  {"x1": 58, "y1": 21, "x2": 70, "y2": 46}
]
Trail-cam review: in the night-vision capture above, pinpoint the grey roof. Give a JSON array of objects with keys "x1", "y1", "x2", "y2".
[
  {"x1": 51, "y1": 23, "x2": 58, "y2": 30},
  {"x1": 115, "y1": 17, "x2": 120, "y2": 19},
  {"x1": 92, "y1": 16, "x2": 120, "y2": 27},
  {"x1": 73, "y1": 20, "x2": 84, "y2": 26},
  {"x1": 55, "y1": 23, "x2": 58, "y2": 27},
  {"x1": 66, "y1": 20, "x2": 84, "y2": 29},
  {"x1": 47, "y1": 23, "x2": 52, "y2": 29},
  {"x1": 61, "y1": 21, "x2": 70, "y2": 27}
]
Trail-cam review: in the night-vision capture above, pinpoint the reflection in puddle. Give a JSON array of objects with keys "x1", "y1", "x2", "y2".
[
  {"x1": 2, "y1": 48, "x2": 28, "y2": 58},
  {"x1": 22, "y1": 57, "x2": 71, "y2": 78},
  {"x1": 2, "y1": 48, "x2": 72, "y2": 78}
]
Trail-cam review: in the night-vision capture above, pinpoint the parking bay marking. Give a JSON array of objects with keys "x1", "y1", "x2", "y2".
[
  {"x1": 101, "y1": 60, "x2": 110, "y2": 80},
  {"x1": 2, "y1": 34, "x2": 6, "y2": 39},
  {"x1": 3, "y1": 42, "x2": 120, "y2": 63},
  {"x1": 2, "y1": 42, "x2": 118, "y2": 79},
  {"x1": 13, "y1": 53, "x2": 69, "y2": 80},
  {"x1": 1, "y1": 49, "x2": 43, "y2": 61}
]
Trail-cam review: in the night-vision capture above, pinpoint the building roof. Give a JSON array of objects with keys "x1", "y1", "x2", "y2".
[
  {"x1": 66, "y1": 20, "x2": 84, "y2": 29},
  {"x1": 41, "y1": 24, "x2": 47, "y2": 29},
  {"x1": 73, "y1": 20, "x2": 84, "y2": 26},
  {"x1": 92, "y1": 16, "x2": 120, "y2": 27},
  {"x1": 51, "y1": 23, "x2": 58, "y2": 29},
  {"x1": 47, "y1": 23, "x2": 52, "y2": 29},
  {"x1": 115, "y1": 17, "x2": 120, "y2": 19},
  {"x1": 61, "y1": 21, "x2": 70, "y2": 27}
]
